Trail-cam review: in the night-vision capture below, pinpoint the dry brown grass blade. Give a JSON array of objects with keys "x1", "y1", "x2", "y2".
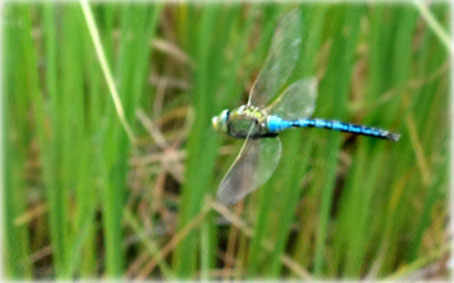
[
  {"x1": 222, "y1": 201, "x2": 244, "y2": 278},
  {"x1": 349, "y1": 61, "x2": 449, "y2": 113},
  {"x1": 135, "y1": 203, "x2": 211, "y2": 279},
  {"x1": 152, "y1": 37, "x2": 194, "y2": 67},
  {"x1": 14, "y1": 203, "x2": 48, "y2": 226},
  {"x1": 207, "y1": 197, "x2": 313, "y2": 280},
  {"x1": 136, "y1": 109, "x2": 185, "y2": 182},
  {"x1": 403, "y1": 93, "x2": 431, "y2": 186}
]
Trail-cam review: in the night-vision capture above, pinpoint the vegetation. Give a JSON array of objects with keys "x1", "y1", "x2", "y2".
[{"x1": 3, "y1": 1, "x2": 450, "y2": 280}]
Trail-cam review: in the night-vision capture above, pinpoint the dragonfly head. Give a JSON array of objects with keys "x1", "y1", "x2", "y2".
[{"x1": 212, "y1": 109, "x2": 230, "y2": 133}]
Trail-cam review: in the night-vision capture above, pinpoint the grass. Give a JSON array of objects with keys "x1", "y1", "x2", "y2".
[{"x1": 2, "y1": 1, "x2": 451, "y2": 280}]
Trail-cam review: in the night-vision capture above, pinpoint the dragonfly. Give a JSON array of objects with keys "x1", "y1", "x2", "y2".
[{"x1": 212, "y1": 9, "x2": 400, "y2": 206}]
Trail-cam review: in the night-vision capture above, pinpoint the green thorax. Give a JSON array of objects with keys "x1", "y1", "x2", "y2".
[{"x1": 227, "y1": 105, "x2": 271, "y2": 139}]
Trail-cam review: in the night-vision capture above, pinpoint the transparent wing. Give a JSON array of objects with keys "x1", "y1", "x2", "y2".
[
  {"x1": 266, "y1": 77, "x2": 318, "y2": 119},
  {"x1": 248, "y1": 9, "x2": 303, "y2": 108},
  {"x1": 216, "y1": 137, "x2": 282, "y2": 206}
]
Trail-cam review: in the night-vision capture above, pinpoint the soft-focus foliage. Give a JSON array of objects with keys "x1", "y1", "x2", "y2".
[{"x1": 2, "y1": 2, "x2": 450, "y2": 280}]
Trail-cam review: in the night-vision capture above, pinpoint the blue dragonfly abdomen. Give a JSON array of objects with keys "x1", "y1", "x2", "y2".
[{"x1": 267, "y1": 115, "x2": 400, "y2": 141}]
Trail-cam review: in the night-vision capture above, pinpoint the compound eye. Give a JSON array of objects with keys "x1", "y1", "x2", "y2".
[{"x1": 221, "y1": 109, "x2": 230, "y2": 123}]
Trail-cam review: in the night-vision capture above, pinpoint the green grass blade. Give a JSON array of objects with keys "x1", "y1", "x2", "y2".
[
  {"x1": 173, "y1": 5, "x2": 224, "y2": 277},
  {"x1": 312, "y1": 5, "x2": 363, "y2": 276}
]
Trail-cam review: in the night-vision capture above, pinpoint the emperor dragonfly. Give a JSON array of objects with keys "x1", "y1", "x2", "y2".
[{"x1": 212, "y1": 9, "x2": 400, "y2": 206}]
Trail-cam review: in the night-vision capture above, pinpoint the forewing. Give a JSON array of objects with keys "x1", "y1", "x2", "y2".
[
  {"x1": 266, "y1": 77, "x2": 318, "y2": 119},
  {"x1": 248, "y1": 9, "x2": 303, "y2": 108},
  {"x1": 216, "y1": 137, "x2": 282, "y2": 206}
]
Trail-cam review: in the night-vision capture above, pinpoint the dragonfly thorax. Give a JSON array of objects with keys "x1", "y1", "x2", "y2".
[{"x1": 212, "y1": 105, "x2": 271, "y2": 139}]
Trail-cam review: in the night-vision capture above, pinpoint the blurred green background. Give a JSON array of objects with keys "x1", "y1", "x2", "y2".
[{"x1": 2, "y1": 1, "x2": 450, "y2": 280}]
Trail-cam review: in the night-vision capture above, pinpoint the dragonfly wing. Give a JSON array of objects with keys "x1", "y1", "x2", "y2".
[
  {"x1": 266, "y1": 77, "x2": 318, "y2": 119},
  {"x1": 248, "y1": 9, "x2": 303, "y2": 108},
  {"x1": 216, "y1": 137, "x2": 282, "y2": 206}
]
